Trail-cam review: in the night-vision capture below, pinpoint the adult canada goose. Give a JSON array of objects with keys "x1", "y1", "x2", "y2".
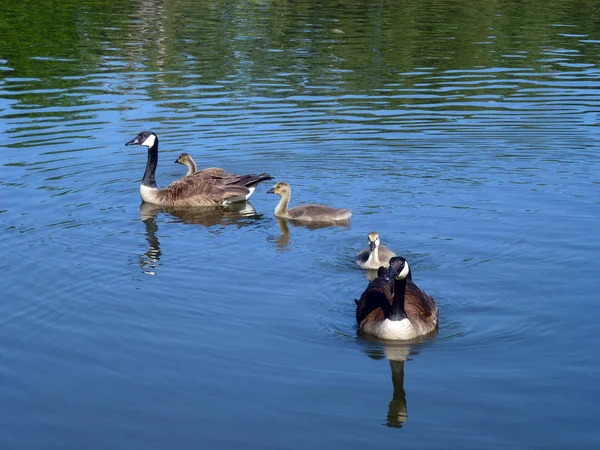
[
  {"x1": 355, "y1": 256, "x2": 438, "y2": 340},
  {"x1": 175, "y1": 153, "x2": 197, "y2": 176},
  {"x1": 356, "y1": 232, "x2": 397, "y2": 270},
  {"x1": 266, "y1": 181, "x2": 351, "y2": 222},
  {"x1": 126, "y1": 131, "x2": 273, "y2": 207}
]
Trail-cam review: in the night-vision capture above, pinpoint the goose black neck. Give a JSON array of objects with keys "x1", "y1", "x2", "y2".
[
  {"x1": 142, "y1": 140, "x2": 158, "y2": 188},
  {"x1": 389, "y1": 278, "x2": 407, "y2": 321}
]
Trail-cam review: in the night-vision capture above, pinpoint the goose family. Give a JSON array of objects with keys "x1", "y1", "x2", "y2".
[
  {"x1": 356, "y1": 232, "x2": 396, "y2": 270},
  {"x1": 266, "y1": 181, "x2": 352, "y2": 222},
  {"x1": 126, "y1": 131, "x2": 273, "y2": 207},
  {"x1": 355, "y1": 256, "x2": 438, "y2": 340},
  {"x1": 128, "y1": 131, "x2": 440, "y2": 341}
]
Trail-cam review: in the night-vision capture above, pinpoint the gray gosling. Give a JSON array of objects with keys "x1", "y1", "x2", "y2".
[
  {"x1": 175, "y1": 153, "x2": 197, "y2": 176},
  {"x1": 126, "y1": 131, "x2": 273, "y2": 207},
  {"x1": 356, "y1": 232, "x2": 396, "y2": 270},
  {"x1": 355, "y1": 256, "x2": 438, "y2": 340},
  {"x1": 266, "y1": 181, "x2": 352, "y2": 222}
]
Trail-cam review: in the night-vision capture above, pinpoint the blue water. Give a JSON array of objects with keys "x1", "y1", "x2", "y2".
[{"x1": 1, "y1": 0, "x2": 599, "y2": 448}]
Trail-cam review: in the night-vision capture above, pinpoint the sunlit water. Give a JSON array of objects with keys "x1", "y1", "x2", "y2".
[{"x1": 1, "y1": 0, "x2": 599, "y2": 448}]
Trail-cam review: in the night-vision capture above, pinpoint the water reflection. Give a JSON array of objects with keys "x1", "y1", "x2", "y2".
[
  {"x1": 363, "y1": 338, "x2": 434, "y2": 428},
  {"x1": 139, "y1": 201, "x2": 262, "y2": 227},
  {"x1": 269, "y1": 216, "x2": 351, "y2": 250},
  {"x1": 140, "y1": 214, "x2": 161, "y2": 276},
  {"x1": 138, "y1": 202, "x2": 263, "y2": 275}
]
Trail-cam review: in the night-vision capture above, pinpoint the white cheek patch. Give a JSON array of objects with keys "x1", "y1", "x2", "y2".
[
  {"x1": 396, "y1": 262, "x2": 410, "y2": 280},
  {"x1": 141, "y1": 134, "x2": 156, "y2": 147}
]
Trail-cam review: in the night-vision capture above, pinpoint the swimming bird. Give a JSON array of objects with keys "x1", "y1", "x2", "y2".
[
  {"x1": 356, "y1": 232, "x2": 396, "y2": 270},
  {"x1": 126, "y1": 131, "x2": 273, "y2": 207},
  {"x1": 175, "y1": 152, "x2": 197, "y2": 176},
  {"x1": 355, "y1": 256, "x2": 438, "y2": 340},
  {"x1": 174, "y1": 152, "x2": 232, "y2": 179},
  {"x1": 266, "y1": 181, "x2": 351, "y2": 222}
]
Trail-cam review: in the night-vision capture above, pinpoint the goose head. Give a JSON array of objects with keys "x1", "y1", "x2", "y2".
[
  {"x1": 175, "y1": 152, "x2": 192, "y2": 165},
  {"x1": 126, "y1": 131, "x2": 157, "y2": 148},
  {"x1": 386, "y1": 256, "x2": 411, "y2": 281},
  {"x1": 267, "y1": 181, "x2": 291, "y2": 196},
  {"x1": 368, "y1": 232, "x2": 380, "y2": 251}
]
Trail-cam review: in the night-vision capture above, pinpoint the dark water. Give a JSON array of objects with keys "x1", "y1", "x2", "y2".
[{"x1": 1, "y1": 0, "x2": 599, "y2": 448}]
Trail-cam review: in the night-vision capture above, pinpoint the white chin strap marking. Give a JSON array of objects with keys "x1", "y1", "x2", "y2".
[
  {"x1": 396, "y1": 262, "x2": 410, "y2": 280},
  {"x1": 141, "y1": 134, "x2": 156, "y2": 147}
]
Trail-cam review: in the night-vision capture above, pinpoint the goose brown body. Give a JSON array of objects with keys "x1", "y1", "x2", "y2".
[
  {"x1": 127, "y1": 131, "x2": 273, "y2": 207},
  {"x1": 355, "y1": 257, "x2": 438, "y2": 340}
]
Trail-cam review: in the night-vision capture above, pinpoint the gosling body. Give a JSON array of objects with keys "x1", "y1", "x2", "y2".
[
  {"x1": 126, "y1": 131, "x2": 272, "y2": 207},
  {"x1": 175, "y1": 152, "x2": 234, "y2": 179},
  {"x1": 355, "y1": 257, "x2": 438, "y2": 340},
  {"x1": 356, "y1": 232, "x2": 396, "y2": 269},
  {"x1": 266, "y1": 181, "x2": 351, "y2": 222}
]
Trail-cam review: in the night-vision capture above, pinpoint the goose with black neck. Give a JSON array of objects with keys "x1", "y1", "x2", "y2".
[
  {"x1": 355, "y1": 256, "x2": 438, "y2": 340},
  {"x1": 126, "y1": 131, "x2": 273, "y2": 207}
]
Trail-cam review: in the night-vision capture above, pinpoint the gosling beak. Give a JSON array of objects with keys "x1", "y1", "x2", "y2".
[
  {"x1": 125, "y1": 136, "x2": 140, "y2": 146},
  {"x1": 267, "y1": 188, "x2": 275, "y2": 194},
  {"x1": 174, "y1": 158, "x2": 180, "y2": 164},
  {"x1": 369, "y1": 241, "x2": 377, "y2": 251}
]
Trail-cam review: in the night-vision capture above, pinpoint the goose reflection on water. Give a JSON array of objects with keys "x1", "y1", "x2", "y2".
[
  {"x1": 139, "y1": 201, "x2": 262, "y2": 226},
  {"x1": 362, "y1": 336, "x2": 436, "y2": 428},
  {"x1": 138, "y1": 202, "x2": 262, "y2": 274},
  {"x1": 269, "y1": 216, "x2": 351, "y2": 250}
]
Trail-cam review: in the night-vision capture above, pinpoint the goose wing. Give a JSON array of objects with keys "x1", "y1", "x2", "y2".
[
  {"x1": 404, "y1": 280, "x2": 437, "y2": 321},
  {"x1": 355, "y1": 277, "x2": 394, "y2": 326},
  {"x1": 190, "y1": 170, "x2": 272, "y2": 189},
  {"x1": 163, "y1": 176, "x2": 250, "y2": 203}
]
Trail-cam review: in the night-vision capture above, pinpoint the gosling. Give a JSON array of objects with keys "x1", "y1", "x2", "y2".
[
  {"x1": 356, "y1": 232, "x2": 396, "y2": 270},
  {"x1": 266, "y1": 181, "x2": 351, "y2": 222},
  {"x1": 175, "y1": 153, "x2": 197, "y2": 176}
]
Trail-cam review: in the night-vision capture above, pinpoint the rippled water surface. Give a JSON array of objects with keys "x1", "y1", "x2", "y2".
[{"x1": 1, "y1": 0, "x2": 600, "y2": 448}]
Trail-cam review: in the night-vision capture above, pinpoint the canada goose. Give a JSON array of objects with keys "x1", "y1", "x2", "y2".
[
  {"x1": 126, "y1": 131, "x2": 273, "y2": 207},
  {"x1": 175, "y1": 152, "x2": 197, "y2": 176},
  {"x1": 266, "y1": 181, "x2": 351, "y2": 222},
  {"x1": 356, "y1": 232, "x2": 396, "y2": 270},
  {"x1": 355, "y1": 256, "x2": 438, "y2": 340}
]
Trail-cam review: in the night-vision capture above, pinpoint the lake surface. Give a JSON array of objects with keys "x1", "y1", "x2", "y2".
[{"x1": 1, "y1": 0, "x2": 599, "y2": 448}]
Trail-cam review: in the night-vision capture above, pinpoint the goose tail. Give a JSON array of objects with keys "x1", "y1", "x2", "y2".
[{"x1": 239, "y1": 173, "x2": 274, "y2": 188}]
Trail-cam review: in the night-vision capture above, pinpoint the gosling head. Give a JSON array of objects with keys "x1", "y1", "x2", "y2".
[
  {"x1": 126, "y1": 131, "x2": 157, "y2": 148},
  {"x1": 386, "y1": 256, "x2": 411, "y2": 281},
  {"x1": 175, "y1": 152, "x2": 191, "y2": 165},
  {"x1": 367, "y1": 232, "x2": 380, "y2": 251},
  {"x1": 267, "y1": 181, "x2": 291, "y2": 196}
]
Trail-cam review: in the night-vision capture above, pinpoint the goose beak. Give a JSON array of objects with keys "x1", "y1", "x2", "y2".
[
  {"x1": 174, "y1": 158, "x2": 180, "y2": 164},
  {"x1": 369, "y1": 241, "x2": 376, "y2": 251},
  {"x1": 267, "y1": 188, "x2": 275, "y2": 194},
  {"x1": 125, "y1": 136, "x2": 140, "y2": 146}
]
